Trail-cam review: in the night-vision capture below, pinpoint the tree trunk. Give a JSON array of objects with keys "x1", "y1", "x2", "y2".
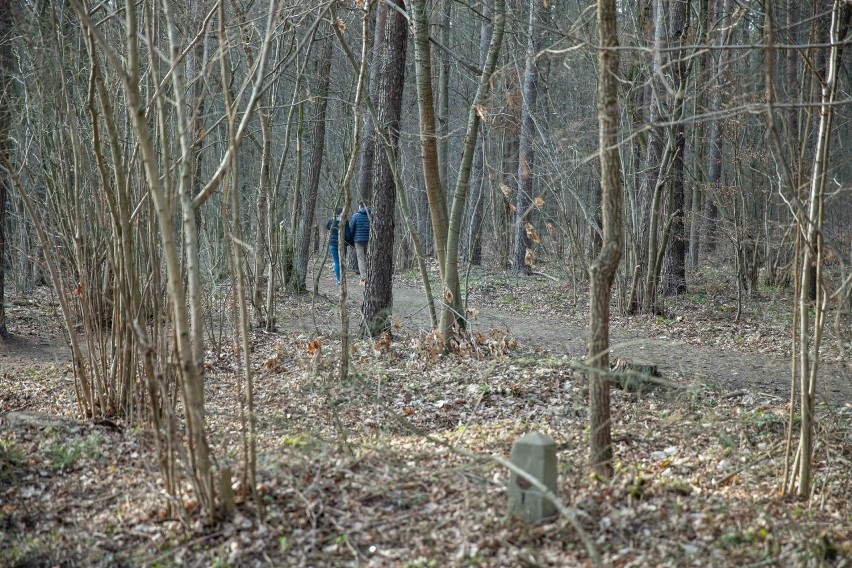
[
  {"x1": 688, "y1": 0, "x2": 708, "y2": 269},
  {"x1": 410, "y1": 0, "x2": 450, "y2": 286},
  {"x1": 590, "y1": 178, "x2": 602, "y2": 258},
  {"x1": 637, "y1": 0, "x2": 667, "y2": 310},
  {"x1": 703, "y1": 0, "x2": 735, "y2": 254},
  {"x1": 635, "y1": 0, "x2": 664, "y2": 299},
  {"x1": 253, "y1": 109, "x2": 272, "y2": 320},
  {"x1": 0, "y1": 0, "x2": 9, "y2": 339},
  {"x1": 356, "y1": 5, "x2": 386, "y2": 206},
  {"x1": 467, "y1": 0, "x2": 493, "y2": 266},
  {"x1": 436, "y1": 0, "x2": 451, "y2": 196},
  {"x1": 791, "y1": 1, "x2": 849, "y2": 499},
  {"x1": 284, "y1": 100, "x2": 305, "y2": 287},
  {"x1": 363, "y1": 0, "x2": 408, "y2": 337},
  {"x1": 468, "y1": 134, "x2": 486, "y2": 266},
  {"x1": 439, "y1": 0, "x2": 505, "y2": 339},
  {"x1": 187, "y1": 0, "x2": 205, "y2": 234},
  {"x1": 497, "y1": 129, "x2": 518, "y2": 269},
  {"x1": 292, "y1": 33, "x2": 333, "y2": 293},
  {"x1": 411, "y1": 0, "x2": 504, "y2": 341},
  {"x1": 588, "y1": 0, "x2": 623, "y2": 480},
  {"x1": 665, "y1": 0, "x2": 688, "y2": 295},
  {"x1": 512, "y1": 0, "x2": 541, "y2": 276}
]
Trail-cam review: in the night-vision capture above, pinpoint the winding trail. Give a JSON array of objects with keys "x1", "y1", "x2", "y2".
[
  {"x1": 2, "y1": 276, "x2": 848, "y2": 408},
  {"x1": 319, "y1": 275, "x2": 852, "y2": 407}
]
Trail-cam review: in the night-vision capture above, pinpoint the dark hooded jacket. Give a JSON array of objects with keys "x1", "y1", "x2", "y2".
[
  {"x1": 325, "y1": 216, "x2": 342, "y2": 247},
  {"x1": 350, "y1": 207, "x2": 371, "y2": 244}
]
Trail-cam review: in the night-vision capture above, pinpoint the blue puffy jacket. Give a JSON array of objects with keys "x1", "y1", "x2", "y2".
[
  {"x1": 325, "y1": 216, "x2": 342, "y2": 247},
  {"x1": 350, "y1": 207, "x2": 371, "y2": 244}
]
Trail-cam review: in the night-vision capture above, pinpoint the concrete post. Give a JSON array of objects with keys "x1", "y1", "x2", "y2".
[{"x1": 508, "y1": 431, "x2": 558, "y2": 523}]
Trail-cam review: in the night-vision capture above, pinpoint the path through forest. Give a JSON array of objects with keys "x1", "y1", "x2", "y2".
[
  {"x1": 315, "y1": 272, "x2": 852, "y2": 407},
  {"x1": 1, "y1": 274, "x2": 849, "y2": 407}
]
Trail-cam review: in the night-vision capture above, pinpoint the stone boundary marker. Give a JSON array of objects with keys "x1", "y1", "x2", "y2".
[{"x1": 508, "y1": 431, "x2": 558, "y2": 523}]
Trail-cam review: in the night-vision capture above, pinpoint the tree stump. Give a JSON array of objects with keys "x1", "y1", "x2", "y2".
[{"x1": 610, "y1": 357, "x2": 661, "y2": 391}]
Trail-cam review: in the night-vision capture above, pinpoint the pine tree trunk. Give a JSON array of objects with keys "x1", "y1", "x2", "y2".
[
  {"x1": 665, "y1": 0, "x2": 688, "y2": 295},
  {"x1": 363, "y1": 0, "x2": 408, "y2": 337}
]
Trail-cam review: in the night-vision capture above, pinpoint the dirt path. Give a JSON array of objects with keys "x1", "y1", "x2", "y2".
[
  {"x1": 2, "y1": 276, "x2": 849, "y2": 408},
  {"x1": 316, "y1": 275, "x2": 852, "y2": 407}
]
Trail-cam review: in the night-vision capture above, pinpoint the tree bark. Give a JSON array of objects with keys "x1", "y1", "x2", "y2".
[
  {"x1": 792, "y1": 1, "x2": 849, "y2": 499},
  {"x1": 637, "y1": 0, "x2": 667, "y2": 310},
  {"x1": 497, "y1": 127, "x2": 519, "y2": 269},
  {"x1": 703, "y1": 0, "x2": 735, "y2": 254},
  {"x1": 410, "y1": 0, "x2": 450, "y2": 285},
  {"x1": 439, "y1": 0, "x2": 505, "y2": 339},
  {"x1": 0, "y1": 0, "x2": 10, "y2": 339},
  {"x1": 363, "y1": 0, "x2": 408, "y2": 337},
  {"x1": 588, "y1": 0, "x2": 623, "y2": 480},
  {"x1": 292, "y1": 33, "x2": 333, "y2": 292},
  {"x1": 356, "y1": 5, "x2": 386, "y2": 206},
  {"x1": 468, "y1": 135, "x2": 486, "y2": 266},
  {"x1": 688, "y1": 0, "x2": 708, "y2": 269},
  {"x1": 468, "y1": 0, "x2": 493, "y2": 266},
  {"x1": 665, "y1": 0, "x2": 688, "y2": 295},
  {"x1": 436, "y1": 0, "x2": 451, "y2": 196},
  {"x1": 512, "y1": 0, "x2": 541, "y2": 276},
  {"x1": 253, "y1": 109, "x2": 272, "y2": 319}
]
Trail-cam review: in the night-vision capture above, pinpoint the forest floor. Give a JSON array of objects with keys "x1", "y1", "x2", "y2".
[{"x1": 1, "y1": 259, "x2": 851, "y2": 567}]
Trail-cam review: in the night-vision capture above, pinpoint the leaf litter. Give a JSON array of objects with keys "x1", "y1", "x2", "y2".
[{"x1": 0, "y1": 272, "x2": 850, "y2": 567}]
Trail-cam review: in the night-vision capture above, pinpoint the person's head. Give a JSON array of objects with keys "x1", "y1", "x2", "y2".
[
  {"x1": 358, "y1": 201, "x2": 366, "y2": 209},
  {"x1": 335, "y1": 207, "x2": 343, "y2": 216}
]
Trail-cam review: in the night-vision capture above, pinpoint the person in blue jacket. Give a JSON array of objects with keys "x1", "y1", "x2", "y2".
[
  {"x1": 325, "y1": 208, "x2": 347, "y2": 285},
  {"x1": 349, "y1": 201, "x2": 371, "y2": 285}
]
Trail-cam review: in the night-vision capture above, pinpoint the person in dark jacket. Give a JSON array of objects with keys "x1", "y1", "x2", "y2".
[
  {"x1": 325, "y1": 208, "x2": 346, "y2": 285},
  {"x1": 349, "y1": 202, "x2": 371, "y2": 285}
]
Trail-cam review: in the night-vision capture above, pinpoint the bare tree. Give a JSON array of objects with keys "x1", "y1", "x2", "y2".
[
  {"x1": 784, "y1": 1, "x2": 849, "y2": 499},
  {"x1": 467, "y1": 0, "x2": 493, "y2": 266},
  {"x1": 363, "y1": 0, "x2": 408, "y2": 337},
  {"x1": 702, "y1": 0, "x2": 735, "y2": 253},
  {"x1": 0, "y1": 0, "x2": 9, "y2": 339},
  {"x1": 435, "y1": 0, "x2": 452, "y2": 195},
  {"x1": 588, "y1": 0, "x2": 623, "y2": 480},
  {"x1": 512, "y1": 0, "x2": 541, "y2": 276},
  {"x1": 291, "y1": 30, "x2": 334, "y2": 293},
  {"x1": 664, "y1": 0, "x2": 688, "y2": 296},
  {"x1": 410, "y1": 0, "x2": 505, "y2": 342}
]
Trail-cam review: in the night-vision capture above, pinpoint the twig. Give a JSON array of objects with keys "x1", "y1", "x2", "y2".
[{"x1": 529, "y1": 271, "x2": 560, "y2": 282}]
